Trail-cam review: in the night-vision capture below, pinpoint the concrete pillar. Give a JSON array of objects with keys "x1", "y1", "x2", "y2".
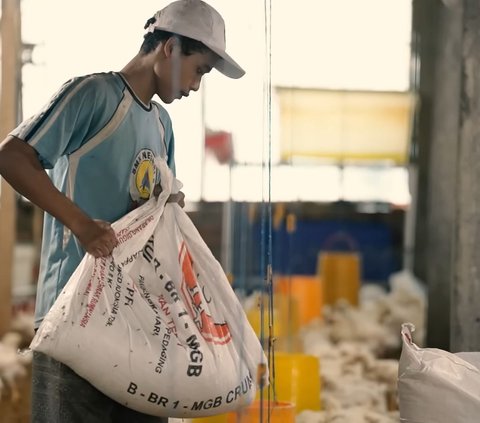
[
  {"x1": 413, "y1": 0, "x2": 462, "y2": 350},
  {"x1": 415, "y1": 0, "x2": 480, "y2": 351},
  {"x1": 451, "y1": 0, "x2": 480, "y2": 352}
]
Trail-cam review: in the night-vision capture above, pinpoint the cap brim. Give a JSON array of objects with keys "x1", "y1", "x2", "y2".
[{"x1": 205, "y1": 43, "x2": 246, "y2": 79}]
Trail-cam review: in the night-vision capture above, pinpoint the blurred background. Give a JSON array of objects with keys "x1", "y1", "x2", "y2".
[{"x1": 1, "y1": 0, "x2": 477, "y2": 422}]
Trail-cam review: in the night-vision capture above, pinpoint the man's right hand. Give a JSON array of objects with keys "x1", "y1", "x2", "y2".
[{"x1": 74, "y1": 219, "x2": 118, "y2": 258}]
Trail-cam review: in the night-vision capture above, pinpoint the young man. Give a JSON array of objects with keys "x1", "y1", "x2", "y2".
[{"x1": 0, "y1": 1, "x2": 244, "y2": 421}]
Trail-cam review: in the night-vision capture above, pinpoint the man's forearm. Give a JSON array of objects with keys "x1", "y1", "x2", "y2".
[{"x1": 0, "y1": 136, "x2": 91, "y2": 235}]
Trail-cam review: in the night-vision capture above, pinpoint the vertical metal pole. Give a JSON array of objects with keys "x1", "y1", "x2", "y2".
[{"x1": 200, "y1": 82, "x2": 206, "y2": 200}]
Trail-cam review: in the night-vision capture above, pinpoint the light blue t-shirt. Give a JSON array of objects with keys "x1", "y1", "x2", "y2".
[{"x1": 10, "y1": 72, "x2": 176, "y2": 328}]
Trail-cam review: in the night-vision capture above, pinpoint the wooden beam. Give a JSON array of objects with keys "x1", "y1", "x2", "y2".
[{"x1": 0, "y1": 0, "x2": 22, "y2": 336}]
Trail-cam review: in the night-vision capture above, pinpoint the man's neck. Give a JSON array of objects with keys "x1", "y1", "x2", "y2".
[{"x1": 120, "y1": 55, "x2": 155, "y2": 106}]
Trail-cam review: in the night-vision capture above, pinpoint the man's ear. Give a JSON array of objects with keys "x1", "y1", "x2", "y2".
[{"x1": 162, "y1": 36, "x2": 181, "y2": 58}]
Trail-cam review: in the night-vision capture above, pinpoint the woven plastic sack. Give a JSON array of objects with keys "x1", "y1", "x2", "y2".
[
  {"x1": 30, "y1": 158, "x2": 267, "y2": 418},
  {"x1": 398, "y1": 323, "x2": 480, "y2": 422}
]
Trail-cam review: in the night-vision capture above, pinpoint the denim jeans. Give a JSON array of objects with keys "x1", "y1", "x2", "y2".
[{"x1": 31, "y1": 351, "x2": 168, "y2": 423}]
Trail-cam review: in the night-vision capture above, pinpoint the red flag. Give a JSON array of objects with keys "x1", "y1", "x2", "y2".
[{"x1": 205, "y1": 130, "x2": 233, "y2": 164}]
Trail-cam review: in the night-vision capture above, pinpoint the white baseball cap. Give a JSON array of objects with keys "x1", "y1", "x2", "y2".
[{"x1": 146, "y1": 0, "x2": 245, "y2": 79}]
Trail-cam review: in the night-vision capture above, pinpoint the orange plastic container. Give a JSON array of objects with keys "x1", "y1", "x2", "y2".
[
  {"x1": 226, "y1": 400, "x2": 295, "y2": 423},
  {"x1": 318, "y1": 251, "x2": 360, "y2": 306},
  {"x1": 274, "y1": 275, "x2": 323, "y2": 326},
  {"x1": 246, "y1": 292, "x2": 300, "y2": 338},
  {"x1": 191, "y1": 415, "x2": 229, "y2": 423},
  {"x1": 257, "y1": 352, "x2": 321, "y2": 413},
  {"x1": 192, "y1": 352, "x2": 319, "y2": 421}
]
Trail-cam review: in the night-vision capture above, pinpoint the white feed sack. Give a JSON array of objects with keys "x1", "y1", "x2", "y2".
[
  {"x1": 30, "y1": 158, "x2": 267, "y2": 418},
  {"x1": 398, "y1": 323, "x2": 480, "y2": 423}
]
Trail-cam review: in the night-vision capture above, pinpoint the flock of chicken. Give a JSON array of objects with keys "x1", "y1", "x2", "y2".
[{"x1": 296, "y1": 270, "x2": 426, "y2": 422}]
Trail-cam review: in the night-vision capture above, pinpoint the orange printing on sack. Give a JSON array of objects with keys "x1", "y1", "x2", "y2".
[{"x1": 179, "y1": 241, "x2": 232, "y2": 345}]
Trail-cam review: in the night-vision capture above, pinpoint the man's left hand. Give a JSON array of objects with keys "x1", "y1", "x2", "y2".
[
  {"x1": 153, "y1": 184, "x2": 185, "y2": 208},
  {"x1": 167, "y1": 191, "x2": 185, "y2": 208}
]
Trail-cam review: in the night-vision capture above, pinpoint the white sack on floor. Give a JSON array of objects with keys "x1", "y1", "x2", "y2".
[
  {"x1": 398, "y1": 323, "x2": 480, "y2": 423},
  {"x1": 30, "y1": 158, "x2": 267, "y2": 418}
]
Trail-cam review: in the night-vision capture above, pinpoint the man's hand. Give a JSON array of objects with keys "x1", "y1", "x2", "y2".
[
  {"x1": 153, "y1": 184, "x2": 185, "y2": 208},
  {"x1": 74, "y1": 219, "x2": 118, "y2": 258},
  {"x1": 167, "y1": 192, "x2": 185, "y2": 208}
]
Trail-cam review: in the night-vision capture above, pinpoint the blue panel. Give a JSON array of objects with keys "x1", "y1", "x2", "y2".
[
  {"x1": 232, "y1": 210, "x2": 401, "y2": 292},
  {"x1": 271, "y1": 220, "x2": 399, "y2": 283}
]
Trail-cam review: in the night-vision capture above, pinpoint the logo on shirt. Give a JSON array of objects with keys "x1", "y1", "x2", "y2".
[{"x1": 130, "y1": 149, "x2": 157, "y2": 206}]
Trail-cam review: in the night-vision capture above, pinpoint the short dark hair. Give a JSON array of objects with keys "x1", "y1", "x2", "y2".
[{"x1": 141, "y1": 17, "x2": 210, "y2": 56}]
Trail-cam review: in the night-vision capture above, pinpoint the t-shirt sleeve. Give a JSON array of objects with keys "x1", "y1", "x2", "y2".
[
  {"x1": 164, "y1": 116, "x2": 176, "y2": 177},
  {"x1": 155, "y1": 103, "x2": 176, "y2": 177},
  {"x1": 9, "y1": 75, "x2": 107, "y2": 169}
]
